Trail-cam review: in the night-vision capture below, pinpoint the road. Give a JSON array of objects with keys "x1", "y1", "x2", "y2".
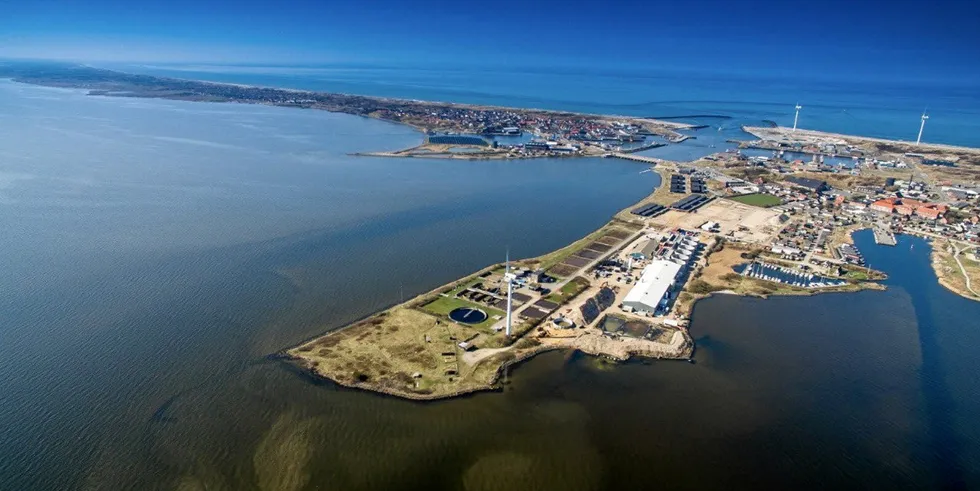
[{"x1": 951, "y1": 242, "x2": 979, "y2": 297}]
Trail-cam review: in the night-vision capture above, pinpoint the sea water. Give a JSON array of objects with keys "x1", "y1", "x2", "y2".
[{"x1": 3, "y1": 77, "x2": 980, "y2": 489}]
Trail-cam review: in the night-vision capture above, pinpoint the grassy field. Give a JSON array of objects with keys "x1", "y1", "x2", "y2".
[
  {"x1": 545, "y1": 276, "x2": 591, "y2": 304},
  {"x1": 419, "y1": 296, "x2": 504, "y2": 333},
  {"x1": 289, "y1": 307, "x2": 508, "y2": 397},
  {"x1": 932, "y1": 242, "x2": 980, "y2": 300},
  {"x1": 729, "y1": 193, "x2": 782, "y2": 207}
]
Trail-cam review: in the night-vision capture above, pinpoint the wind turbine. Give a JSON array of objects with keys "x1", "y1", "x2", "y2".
[
  {"x1": 916, "y1": 110, "x2": 929, "y2": 146},
  {"x1": 792, "y1": 103, "x2": 803, "y2": 132},
  {"x1": 504, "y1": 249, "x2": 515, "y2": 337}
]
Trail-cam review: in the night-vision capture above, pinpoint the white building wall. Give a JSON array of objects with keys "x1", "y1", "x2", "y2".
[{"x1": 622, "y1": 260, "x2": 682, "y2": 312}]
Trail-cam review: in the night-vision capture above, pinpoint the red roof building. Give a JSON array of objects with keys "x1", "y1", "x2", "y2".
[
  {"x1": 871, "y1": 198, "x2": 898, "y2": 214},
  {"x1": 871, "y1": 197, "x2": 947, "y2": 220},
  {"x1": 917, "y1": 207, "x2": 942, "y2": 220},
  {"x1": 895, "y1": 205, "x2": 916, "y2": 216},
  {"x1": 915, "y1": 204, "x2": 948, "y2": 220}
]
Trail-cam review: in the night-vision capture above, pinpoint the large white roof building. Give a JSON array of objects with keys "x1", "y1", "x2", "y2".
[{"x1": 622, "y1": 260, "x2": 682, "y2": 313}]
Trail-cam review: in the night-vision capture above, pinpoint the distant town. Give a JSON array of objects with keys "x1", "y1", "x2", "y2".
[{"x1": 0, "y1": 62, "x2": 687, "y2": 160}]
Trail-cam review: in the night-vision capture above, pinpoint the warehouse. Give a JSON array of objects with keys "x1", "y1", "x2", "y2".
[{"x1": 622, "y1": 260, "x2": 682, "y2": 313}]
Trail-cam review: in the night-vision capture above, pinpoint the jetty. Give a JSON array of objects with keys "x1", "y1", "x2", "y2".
[
  {"x1": 605, "y1": 152, "x2": 668, "y2": 165},
  {"x1": 873, "y1": 227, "x2": 897, "y2": 246},
  {"x1": 618, "y1": 141, "x2": 667, "y2": 153}
]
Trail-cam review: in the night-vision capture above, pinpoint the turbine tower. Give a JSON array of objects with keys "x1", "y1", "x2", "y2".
[
  {"x1": 504, "y1": 249, "x2": 515, "y2": 337},
  {"x1": 792, "y1": 103, "x2": 802, "y2": 132},
  {"x1": 916, "y1": 111, "x2": 929, "y2": 146}
]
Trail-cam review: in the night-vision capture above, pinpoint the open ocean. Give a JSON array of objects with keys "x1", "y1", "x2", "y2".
[{"x1": 2, "y1": 66, "x2": 980, "y2": 490}]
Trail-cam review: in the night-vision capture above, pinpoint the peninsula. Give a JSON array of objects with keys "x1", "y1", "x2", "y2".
[
  {"x1": 0, "y1": 62, "x2": 688, "y2": 160},
  {"x1": 285, "y1": 119, "x2": 980, "y2": 400},
  {"x1": 7, "y1": 62, "x2": 980, "y2": 400},
  {"x1": 287, "y1": 160, "x2": 889, "y2": 400}
]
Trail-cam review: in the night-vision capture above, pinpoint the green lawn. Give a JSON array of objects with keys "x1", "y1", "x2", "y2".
[
  {"x1": 419, "y1": 296, "x2": 505, "y2": 332},
  {"x1": 729, "y1": 193, "x2": 782, "y2": 207},
  {"x1": 545, "y1": 277, "x2": 590, "y2": 304}
]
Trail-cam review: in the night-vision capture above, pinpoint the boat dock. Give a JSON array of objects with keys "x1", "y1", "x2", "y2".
[
  {"x1": 873, "y1": 227, "x2": 897, "y2": 246},
  {"x1": 618, "y1": 141, "x2": 667, "y2": 154},
  {"x1": 605, "y1": 153, "x2": 668, "y2": 165},
  {"x1": 739, "y1": 262, "x2": 846, "y2": 289}
]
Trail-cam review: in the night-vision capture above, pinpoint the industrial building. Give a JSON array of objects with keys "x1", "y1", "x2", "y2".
[
  {"x1": 785, "y1": 176, "x2": 828, "y2": 193},
  {"x1": 631, "y1": 202, "x2": 667, "y2": 218},
  {"x1": 690, "y1": 176, "x2": 707, "y2": 194},
  {"x1": 671, "y1": 194, "x2": 710, "y2": 211},
  {"x1": 622, "y1": 260, "x2": 682, "y2": 313}
]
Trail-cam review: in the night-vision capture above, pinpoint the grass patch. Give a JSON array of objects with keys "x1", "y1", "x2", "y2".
[
  {"x1": 729, "y1": 193, "x2": 782, "y2": 207},
  {"x1": 546, "y1": 276, "x2": 590, "y2": 304},
  {"x1": 420, "y1": 296, "x2": 504, "y2": 332}
]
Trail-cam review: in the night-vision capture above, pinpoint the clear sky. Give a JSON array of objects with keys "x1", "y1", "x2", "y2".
[{"x1": 2, "y1": 0, "x2": 979, "y2": 81}]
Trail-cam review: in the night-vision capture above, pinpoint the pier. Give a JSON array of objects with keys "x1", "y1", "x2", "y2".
[
  {"x1": 739, "y1": 262, "x2": 846, "y2": 289},
  {"x1": 618, "y1": 141, "x2": 667, "y2": 154},
  {"x1": 605, "y1": 152, "x2": 668, "y2": 165},
  {"x1": 873, "y1": 227, "x2": 897, "y2": 246}
]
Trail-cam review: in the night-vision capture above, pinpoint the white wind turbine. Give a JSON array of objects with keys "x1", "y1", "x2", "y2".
[
  {"x1": 916, "y1": 111, "x2": 929, "y2": 146},
  {"x1": 792, "y1": 103, "x2": 803, "y2": 132},
  {"x1": 504, "y1": 249, "x2": 516, "y2": 337}
]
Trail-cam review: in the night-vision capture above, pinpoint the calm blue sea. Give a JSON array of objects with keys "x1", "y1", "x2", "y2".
[{"x1": 105, "y1": 63, "x2": 980, "y2": 148}]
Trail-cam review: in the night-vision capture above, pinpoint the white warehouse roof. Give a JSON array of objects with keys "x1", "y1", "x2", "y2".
[{"x1": 622, "y1": 260, "x2": 682, "y2": 312}]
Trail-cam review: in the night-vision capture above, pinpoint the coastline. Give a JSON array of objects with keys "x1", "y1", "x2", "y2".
[
  {"x1": 929, "y1": 238, "x2": 980, "y2": 301},
  {"x1": 8, "y1": 63, "x2": 978, "y2": 395},
  {"x1": 286, "y1": 172, "x2": 887, "y2": 401},
  {"x1": 0, "y1": 64, "x2": 696, "y2": 162},
  {"x1": 6, "y1": 64, "x2": 980, "y2": 164}
]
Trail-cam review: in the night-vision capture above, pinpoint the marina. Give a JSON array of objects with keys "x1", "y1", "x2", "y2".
[{"x1": 737, "y1": 261, "x2": 847, "y2": 288}]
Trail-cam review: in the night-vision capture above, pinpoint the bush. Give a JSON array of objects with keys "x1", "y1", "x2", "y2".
[
  {"x1": 514, "y1": 337, "x2": 541, "y2": 350},
  {"x1": 721, "y1": 272, "x2": 741, "y2": 282},
  {"x1": 709, "y1": 238, "x2": 726, "y2": 253},
  {"x1": 688, "y1": 279, "x2": 723, "y2": 295}
]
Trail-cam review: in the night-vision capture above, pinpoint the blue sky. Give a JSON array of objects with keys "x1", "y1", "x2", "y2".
[{"x1": 2, "y1": 0, "x2": 979, "y2": 81}]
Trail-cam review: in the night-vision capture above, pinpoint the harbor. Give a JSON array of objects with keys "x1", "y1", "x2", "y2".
[{"x1": 737, "y1": 261, "x2": 847, "y2": 289}]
